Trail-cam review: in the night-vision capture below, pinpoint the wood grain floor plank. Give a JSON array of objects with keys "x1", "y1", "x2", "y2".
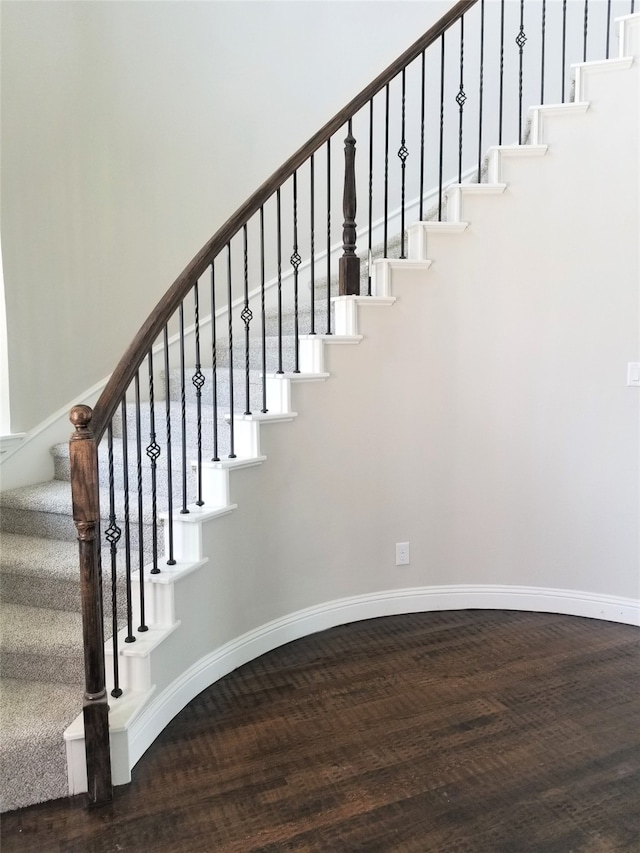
[{"x1": 2, "y1": 610, "x2": 639, "y2": 852}]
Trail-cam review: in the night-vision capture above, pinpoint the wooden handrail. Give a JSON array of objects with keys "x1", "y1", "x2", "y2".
[{"x1": 88, "y1": 0, "x2": 477, "y2": 442}]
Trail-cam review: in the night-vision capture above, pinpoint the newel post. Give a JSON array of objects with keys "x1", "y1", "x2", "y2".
[
  {"x1": 69, "y1": 404, "x2": 113, "y2": 805},
  {"x1": 339, "y1": 120, "x2": 360, "y2": 295}
]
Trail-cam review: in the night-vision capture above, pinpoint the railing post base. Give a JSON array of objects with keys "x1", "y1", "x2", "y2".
[
  {"x1": 339, "y1": 255, "x2": 361, "y2": 296},
  {"x1": 83, "y1": 693, "x2": 113, "y2": 806}
]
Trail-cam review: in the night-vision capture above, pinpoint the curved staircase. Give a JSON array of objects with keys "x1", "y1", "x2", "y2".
[{"x1": 1, "y1": 3, "x2": 639, "y2": 813}]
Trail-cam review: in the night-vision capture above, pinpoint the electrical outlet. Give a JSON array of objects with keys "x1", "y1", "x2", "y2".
[
  {"x1": 627, "y1": 363, "x2": 640, "y2": 387},
  {"x1": 396, "y1": 542, "x2": 410, "y2": 566}
]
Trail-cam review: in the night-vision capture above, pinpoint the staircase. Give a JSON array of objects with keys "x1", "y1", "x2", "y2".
[{"x1": 1, "y1": 4, "x2": 639, "y2": 814}]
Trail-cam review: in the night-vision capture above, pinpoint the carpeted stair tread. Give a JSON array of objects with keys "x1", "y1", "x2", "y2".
[
  {"x1": 0, "y1": 477, "x2": 160, "y2": 537},
  {"x1": 0, "y1": 534, "x2": 82, "y2": 612},
  {"x1": 0, "y1": 603, "x2": 84, "y2": 684},
  {"x1": 0, "y1": 533, "x2": 127, "y2": 613},
  {"x1": 0, "y1": 677, "x2": 83, "y2": 812},
  {"x1": 0, "y1": 479, "x2": 73, "y2": 514},
  {"x1": 0, "y1": 533, "x2": 79, "y2": 579}
]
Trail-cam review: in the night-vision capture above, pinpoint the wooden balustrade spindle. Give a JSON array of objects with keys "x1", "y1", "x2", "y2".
[{"x1": 339, "y1": 121, "x2": 360, "y2": 296}]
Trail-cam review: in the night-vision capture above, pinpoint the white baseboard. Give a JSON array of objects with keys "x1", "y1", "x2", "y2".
[{"x1": 126, "y1": 584, "x2": 639, "y2": 779}]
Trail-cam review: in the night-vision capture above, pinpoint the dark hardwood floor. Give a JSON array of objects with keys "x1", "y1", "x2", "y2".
[{"x1": 2, "y1": 610, "x2": 639, "y2": 852}]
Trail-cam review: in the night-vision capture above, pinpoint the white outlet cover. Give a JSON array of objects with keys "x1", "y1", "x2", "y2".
[
  {"x1": 627, "y1": 363, "x2": 640, "y2": 386},
  {"x1": 396, "y1": 542, "x2": 410, "y2": 566}
]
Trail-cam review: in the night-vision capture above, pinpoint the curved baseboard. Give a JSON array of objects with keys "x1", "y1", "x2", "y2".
[{"x1": 127, "y1": 584, "x2": 639, "y2": 774}]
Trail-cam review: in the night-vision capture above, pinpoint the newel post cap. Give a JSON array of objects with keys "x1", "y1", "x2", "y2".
[{"x1": 70, "y1": 404, "x2": 94, "y2": 439}]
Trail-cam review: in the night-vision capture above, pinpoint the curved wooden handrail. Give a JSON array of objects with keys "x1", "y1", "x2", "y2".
[{"x1": 88, "y1": 0, "x2": 477, "y2": 441}]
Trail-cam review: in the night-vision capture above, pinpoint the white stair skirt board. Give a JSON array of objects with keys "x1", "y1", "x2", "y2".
[{"x1": 68, "y1": 584, "x2": 637, "y2": 796}]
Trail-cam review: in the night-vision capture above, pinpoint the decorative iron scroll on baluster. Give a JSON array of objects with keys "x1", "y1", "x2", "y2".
[
  {"x1": 339, "y1": 120, "x2": 360, "y2": 296},
  {"x1": 69, "y1": 404, "x2": 113, "y2": 805},
  {"x1": 516, "y1": 0, "x2": 527, "y2": 143},
  {"x1": 290, "y1": 172, "x2": 301, "y2": 371}
]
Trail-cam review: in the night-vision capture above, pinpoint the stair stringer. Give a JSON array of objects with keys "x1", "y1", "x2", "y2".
[{"x1": 67, "y1": 23, "x2": 640, "y2": 796}]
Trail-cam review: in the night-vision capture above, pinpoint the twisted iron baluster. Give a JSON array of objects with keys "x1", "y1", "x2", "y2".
[
  {"x1": 477, "y1": 0, "x2": 485, "y2": 182},
  {"x1": 210, "y1": 264, "x2": 219, "y2": 462},
  {"x1": 291, "y1": 172, "x2": 301, "y2": 372},
  {"x1": 227, "y1": 243, "x2": 236, "y2": 459},
  {"x1": 146, "y1": 350, "x2": 161, "y2": 575},
  {"x1": 398, "y1": 70, "x2": 409, "y2": 258},
  {"x1": 192, "y1": 282, "x2": 205, "y2": 506},
  {"x1": 134, "y1": 372, "x2": 147, "y2": 632},
  {"x1": 163, "y1": 326, "x2": 176, "y2": 565},
  {"x1": 120, "y1": 397, "x2": 135, "y2": 642},
  {"x1": 516, "y1": 0, "x2": 527, "y2": 145},
  {"x1": 241, "y1": 223, "x2": 253, "y2": 413},
  {"x1": 583, "y1": 0, "x2": 589, "y2": 62},
  {"x1": 105, "y1": 424, "x2": 123, "y2": 698},
  {"x1": 457, "y1": 15, "x2": 466, "y2": 184}
]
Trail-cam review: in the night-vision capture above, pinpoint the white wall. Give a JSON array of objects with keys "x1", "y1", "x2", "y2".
[
  {"x1": 117, "y1": 53, "x2": 639, "y2": 778},
  {"x1": 187, "y1": 44, "x2": 640, "y2": 650},
  {"x1": 1, "y1": 0, "x2": 454, "y2": 433}
]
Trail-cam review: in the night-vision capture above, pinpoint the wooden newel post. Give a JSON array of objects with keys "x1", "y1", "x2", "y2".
[
  {"x1": 339, "y1": 121, "x2": 360, "y2": 296},
  {"x1": 69, "y1": 404, "x2": 112, "y2": 805}
]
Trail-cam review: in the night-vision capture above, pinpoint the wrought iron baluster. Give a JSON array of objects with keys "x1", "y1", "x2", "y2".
[
  {"x1": 499, "y1": 0, "x2": 505, "y2": 144},
  {"x1": 178, "y1": 303, "x2": 189, "y2": 515},
  {"x1": 606, "y1": 0, "x2": 612, "y2": 59},
  {"x1": 260, "y1": 207, "x2": 268, "y2": 413},
  {"x1": 583, "y1": 0, "x2": 589, "y2": 62},
  {"x1": 561, "y1": 0, "x2": 567, "y2": 102},
  {"x1": 133, "y1": 372, "x2": 147, "y2": 632},
  {"x1": 291, "y1": 172, "x2": 301, "y2": 371},
  {"x1": 477, "y1": 0, "x2": 485, "y2": 182},
  {"x1": 105, "y1": 424, "x2": 122, "y2": 698},
  {"x1": 276, "y1": 189, "x2": 284, "y2": 371},
  {"x1": 146, "y1": 350, "x2": 160, "y2": 575},
  {"x1": 309, "y1": 156, "x2": 316, "y2": 332},
  {"x1": 516, "y1": 0, "x2": 527, "y2": 145},
  {"x1": 438, "y1": 34, "x2": 445, "y2": 220},
  {"x1": 326, "y1": 139, "x2": 332, "y2": 335},
  {"x1": 163, "y1": 326, "x2": 176, "y2": 565},
  {"x1": 398, "y1": 70, "x2": 408, "y2": 258},
  {"x1": 192, "y1": 283, "x2": 205, "y2": 506},
  {"x1": 419, "y1": 52, "x2": 426, "y2": 221},
  {"x1": 540, "y1": 0, "x2": 547, "y2": 104},
  {"x1": 368, "y1": 98, "x2": 374, "y2": 294},
  {"x1": 227, "y1": 242, "x2": 236, "y2": 459},
  {"x1": 210, "y1": 264, "x2": 219, "y2": 462},
  {"x1": 120, "y1": 397, "x2": 135, "y2": 643},
  {"x1": 242, "y1": 223, "x2": 254, "y2": 412},
  {"x1": 383, "y1": 83, "x2": 390, "y2": 255},
  {"x1": 457, "y1": 15, "x2": 466, "y2": 184}
]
